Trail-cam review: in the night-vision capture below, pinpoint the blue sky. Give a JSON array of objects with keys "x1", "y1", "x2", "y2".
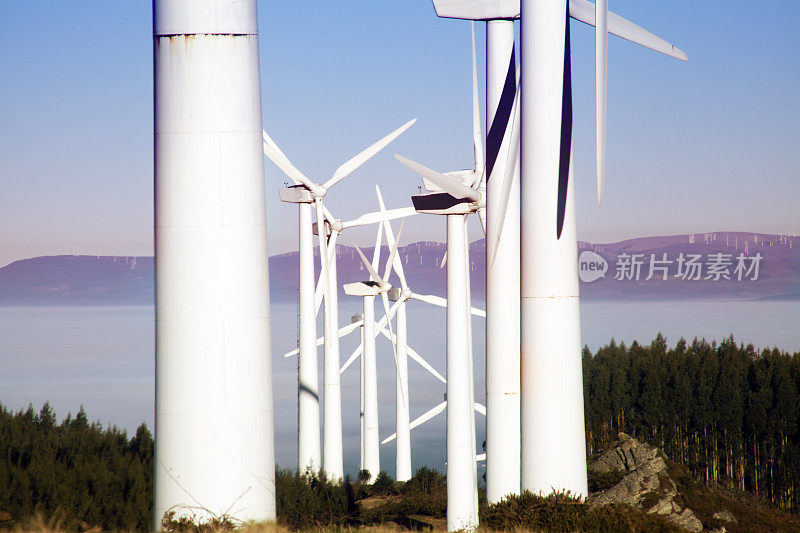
[{"x1": 1, "y1": 1, "x2": 798, "y2": 267}]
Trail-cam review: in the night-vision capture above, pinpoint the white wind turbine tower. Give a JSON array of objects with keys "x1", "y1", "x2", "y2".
[
  {"x1": 154, "y1": 0, "x2": 275, "y2": 525},
  {"x1": 372, "y1": 185, "x2": 486, "y2": 481},
  {"x1": 341, "y1": 219, "x2": 408, "y2": 481},
  {"x1": 518, "y1": 0, "x2": 687, "y2": 497},
  {"x1": 431, "y1": 0, "x2": 689, "y2": 503},
  {"x1": 342, "y1": 224, "x2": 450, "y2": 480},
  {"x1": 277, "y1": 206, "x2": 416, "y2": 474},
  {"x1": 263, "y1": 119, "x2": 415, "y2": 479},
  {"x1": 341, "y1": 195, "x2": 487, "y2": 482},
  {"x1": 393, "y1": 24, "x2": 493, "y2": 532},
  {"x1": 430, "y1": 0, "x2": 521, "y2": 504}
]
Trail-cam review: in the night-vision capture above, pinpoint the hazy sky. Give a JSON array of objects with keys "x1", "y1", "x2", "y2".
[{"x1": 1, "y1": 1, "x2": 798, "y2": 267}]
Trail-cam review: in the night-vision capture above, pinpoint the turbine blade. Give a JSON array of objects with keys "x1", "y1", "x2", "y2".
[
  {"x1": 354, "y1": 243, "x2": 387, "y2": 287},
  {"x1": 381, "y1": 292, "x2": 406, "y2": 408},
  {"x1": 339, "y1": 320, "x2": 363, "y2": 338},
  {"x1": 485, "y1": 43, "x2": 516, "y2": 182},
  {"x1": 470, "y1": 305, "x2": 487, "y2": 318},
  {"x1": 327, "y1": 229, "x2": 339, "y2": 273},
  {"x1": 410, "y1": 292, "x2": 485, "y2": 317},
  {"x1": 262, "y1": 130, "x2": 292, "y2": 169},
  {"x1": 377, "y1": 186, "x2": 409, "y2": 290},
  {"x1": 340, "y1": 344, "x2": 363, "y2": 374},
  {"x1": 596, "y1": 0, "x2": 607, "y2": 207},
  {"x1": 488, "y1": 77, "x2": 521, "y2": 267},
  {"x1": 262, "y1": 135, "x2": 320, "y2": 193},
  {"x1": 375, "y1": 298, "x2": 402, "y2": 331},
  {"x1": 286, "y1": 327, "x2": 330, "y2": 358},
  {"x1": 378, "y1": 325, "x2": 448, "y2": 384},
  {"x1": 323, "y1": 119, "x2": 417, "y2": 190},
  {"x1": 314, "y1": 200, "x2": 332, "y2": 305},
  {"x1": 314, "y1": 269, "x2": 324, "y2": 317},
  {"x1": 410, "y1": 292, "x2": 448, "y2": 308},
  {"x1": 432, "y1": 0, "x2": 689, "y2": 63},
  {"x1": 569, "y1": 0, "x2": 688, "y2": 61},
  {"x1": 322, "y1": 203, "x2": 338, "y2": 228},
  {"x1": 556, "y1": 6, "x2": 573, "y2": 240},
  {"x1": 407, "y1": 346, "x2": 447, "y2": 384},
  {"x1": 382, "y1": 219, "x2": 405, "y2": 282},
  {"x1": 371, "y1": 213, "x2": 384, "y2": 271},
  {"x1": 471, "y1": 22, "x2": 484, "y2": 174},
  {"x1": 382, "y1": 401, "x2": 447, "y2": 444},
  {"x1": 376, "y1": 184, "x2": 387, "y2": 211},
  {"x1": 410, "y1": 401, "x2": 447, "y2": 430},
  {"x1": 395, "y1": 154, "x2": 482, "y2": 202},
  {"x1": 282, "y1": 347, "x2": 299, "y2": 358},
  {"x1": 341, "y1": 207, "x2": 418, "y2": 230}
]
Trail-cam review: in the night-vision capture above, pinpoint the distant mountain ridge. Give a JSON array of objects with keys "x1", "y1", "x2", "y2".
[{"x1": 1, "y1": 232, "x2": 797, "y2": 306}]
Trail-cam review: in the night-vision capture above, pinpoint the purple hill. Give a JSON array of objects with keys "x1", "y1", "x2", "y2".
[{"x1": 0, "y1": 232, "x2": 797, "y2": 306}]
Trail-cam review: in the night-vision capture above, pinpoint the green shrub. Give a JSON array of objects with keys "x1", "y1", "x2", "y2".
[
  {"x1": 274, "y1": 468, "x2": 352, "y2": 530},
  {"x1": 481, "y1": 490, "x2": 682, "y2": 533},
  {"x1": 401, "y1": 467, "x2": 445, "y2": 496},
  {"x1": 370, "y1": 472, "x2": 396, "y2": 495}
]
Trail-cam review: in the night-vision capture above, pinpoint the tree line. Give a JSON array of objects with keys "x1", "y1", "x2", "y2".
[
  {"x1": 0, "y1": 333, "x2": 798, "y2": 530},
  {"x1": 583, "y1": 333, "x2": 800, "y2": 511},
  {"x1": 0, "y1": 403, "x2": 152, "y2": 531}
]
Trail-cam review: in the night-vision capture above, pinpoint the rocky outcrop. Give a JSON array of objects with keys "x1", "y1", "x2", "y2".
[{"x1": 588, "y1": 433, "x2": 704, "y2": 532}]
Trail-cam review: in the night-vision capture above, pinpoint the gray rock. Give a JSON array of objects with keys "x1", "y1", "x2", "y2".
[
  {"x1": 590, "y1": 432, "x2": 666, "y2": 474},
  {"x1": 588, "y1": 433, "x2": 704, "y2": 532}
]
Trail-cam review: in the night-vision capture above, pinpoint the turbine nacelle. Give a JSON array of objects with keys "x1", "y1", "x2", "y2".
[
  {"x1": 388, "y1": 287, "x2": 413, "y2": 302},
  {"x1": 278, "y1": 184, "x2": 316, "y2": 204},
  {"x1": 311, "y1": 218, "x2": 344, "y2": 236},
  {"x1": 421, "y1": 169, "x2": 477, "y2": 193},
  {"x1": 343, "y1": 281, "x2": 385, "y2": 297},
  {"x1": 411, "y1": 192, "x2": 479, "y2": 215}
]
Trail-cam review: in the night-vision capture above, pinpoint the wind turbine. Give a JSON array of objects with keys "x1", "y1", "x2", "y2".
[
  {"x1": 276, "y1": 206, "x2": 416, "y2": 478},
  {"x1": 263, "y1": 119, "x2": 415, "y2": 479},
  {"x1": 154, "y1": 0, "x2": 275, "y2": 525},
  {"x1": 516, "y1": 0, "x2": 687, "y2": 498},
  {"x1": 430, "y1": 1, "x2": 522, "y2": 504},
  {"x1": 392, "y1": 25, "x2": 488, "y2": 532},
  {"x1": 341, "y1": 219, "x2": 407, "y2": 481},
  {"x1": 342, "y1": 190, "x2": 486, "y2": 481},
  {"x1": 431, "y1": 0, "x2": 687, "y2": 503}
]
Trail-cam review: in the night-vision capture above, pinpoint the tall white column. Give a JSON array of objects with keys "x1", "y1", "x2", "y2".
[
  {"x1": 359, "y1": 317, "x2": 365, "y2": 472},
  {"x1": 395, "y1": 301, "x2": 412, "y2": 481},
  {"x1": 362, "y1": 296, "x2": 380, "y2": 481},
  {"x1": 485, "y1": 18, "x2": 521, "y2": 504},
  {"x1": 463, "y1": 217, "x2": 479, "y2": 518},
  {"x1": 446, "y1": 214, "x2": 478, "y2": 532},
  {"x1": 298, "y1": 202, "x2": 321, "y2": 473},
  {"x1": 520, "y1": 0, "x2": 588, "y2": 497},
  {"x1": 153, "y1": 0, "x2": 275, "y2": 526},
  {"x1": 323, "y1": 233, "x2": 344, "y2": 479}
]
